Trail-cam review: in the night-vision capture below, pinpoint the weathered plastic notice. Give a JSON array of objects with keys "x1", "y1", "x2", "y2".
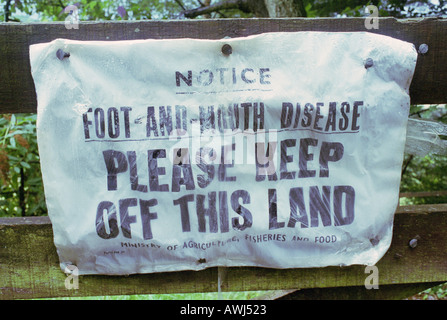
[{"x1": 30, "y1": 32, "x2": 417, "y2": 275}]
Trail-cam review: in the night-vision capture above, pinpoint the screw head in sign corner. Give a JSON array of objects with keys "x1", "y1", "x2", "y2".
[
  {"x1": 56, "y1": 49, "x2": 70, "y2": 60},
  {"x1": 418, "y1": 43, "x2": 429, "y2": 55},
  {"x1": 408, "y1": 235, "x2": 420, "y2": 249},
  {"x1": 364, "y1": 58, "x2": 374, "y2": 69},
  {"x1": 221, "y1": 44, "x2": 232, "y2": 56}
]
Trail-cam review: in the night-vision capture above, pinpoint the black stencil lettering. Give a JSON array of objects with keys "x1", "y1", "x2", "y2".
[
  {"x1": 268, "y1": 188, "x2": 285, "y2": 230},
  {"x1": 175, "y1": 105, "x2": 187, "y2": 132},
  {"x1": 159, "y1": 106, "x2": 173, "y2": 136},
  {"x1": 232, "y1": 68, "x2": 237, "y2": 84},
  {"x1": 173, "y1": 194, "x2": 195, "y2": 232},
  {"x1": 103, "y1": 150, "x2": 128, "y2": 191},
  {"x1": 334, "y1": 186, "x2": 355, "y2": 226},
  {"x1": 281, "y1": 102, "x2": 293, "y2": 128},
  {"x1": 199, "y1": 106, "x2": 215, "y2": 132},
  {"x1": 218, "y1": 143, "x2": 236, "y2": 182},
  {"x1": 339, "y1": 102, "x2": 350, "y2": 131},
  {"x1": 287, "y1": 187, "x2": 308, "y2": 228},
  {"x1": 325, "y1": 102, "x2": 337, "y2": 132},
  {"x1": 256, "y1": 142, "x2": 278, "y2": 181},
  {"x1": 352, "y1": 101, "x2": 362, "y2": 130},
  {"x1": 301, "y1": 103, "x2": 314, "y2": 127},
  {"x1": 198, "y1": 69, "x2": 213, "y2": 86},
  {"x1": 146, "y1": 106, "x2": 159, "y2": 137},
  {"x1": 216, "y1": 68, "x2": 228, "y2": 84},
  {"x1": 83, "y1": 108, "x2": 92, "y2": 139},
  {"x1": 226, "y1": 104, "x2": 238, "y2": 131},
  {"x1": 309, "y1": 186, "x2": 331, "y2": 227},
  {"x1": 148, "y1": 149, "x2": 169, "y2": 192},
  {"x1": 120, "y1": 107, "x2": 132, "y2": 138},
  {"x1": 280, "y1": 139, "x2": 296, "y2": 180},
  {"x1": 293, "y1": 103, "x2": 301, "y2": 128},
  {"x1": 119, "y1": 198, "x2": 137, "y2": 238},
  {"x1": 94, "y1": 108, "x2": 105, "y2": 138},
  {"x1": 253, "y1": 102, "x2": 264, "y2": 132},
  {"x1": 196, "y1": 192, "x2": 218, "y2": 233},
  {"x1": 96, "y1": 201, "x2": 119, "y2": 239},
  {"x1": 219, "y1": 191, "x2": 229, "y2": 233},
  {"x1": 259, "y1": 68, "x2": 271, "y2": 84},
  {"x1": 319, "y1": 142, "x2": 344, "y2": 178},
  {"x1": 231, "y1": 190, "x2": 252, "y2": 231},
  {"x1": 217, "y1": 105, "x2": 228, "y2": 133},
  {"x1": 313, "y1": 102, "x2": 324, "y2": 130},
  {"x1": 172, "y1": 163, "x2": 195, "y2": 192},
  {"x1": 176, "y1": 71, "x2": 192, "y2": 86},
  {"x1": 241, "y1": 103, "x2": 252, "y2": 131},
  {"x1": 107, "y1": 107, "x2": 120, "y2": 138},
  {"x1": 197, "y1": 147, "x2": 215, "y2": 189},
  {"x1": 127, "y1": 151, "x2": 148, "y2": 193},
  {"x1": 241, "y1": 68, "x2": 255, "y2": 83},
  {"x1": 298, "y1": 138, "x2": 317, "y2": 178},
  {"x1": 231, "y1": 104, "x2": 240, "y2": 130},
  {"x1": 139, "y1": 198, "x2": 158, "y2": 240}
]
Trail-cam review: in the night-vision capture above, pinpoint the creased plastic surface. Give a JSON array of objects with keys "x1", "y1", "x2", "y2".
[
  {"x1": 30, "y1": 32, "x2": 417, "y2": 275},
  {"x1": 405, "y1": 118, "x2": 447, "y2": 156}
]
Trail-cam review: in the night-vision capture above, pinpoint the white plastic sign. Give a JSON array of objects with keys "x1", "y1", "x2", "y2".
[{"x1": 30, "y1": 32, "x2": 417, "y2": 275}]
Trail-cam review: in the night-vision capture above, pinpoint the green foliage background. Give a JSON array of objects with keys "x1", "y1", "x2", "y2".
[
  {"x1": 0, "y1": 114, "x2": 47, "y2": 217},
  {"x1": 401, "y1": 105, "x2": 447, "y2": 205}
]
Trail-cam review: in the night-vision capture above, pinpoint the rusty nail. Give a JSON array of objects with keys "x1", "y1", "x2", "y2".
[
  {"x1": 221, "y1": 44, "x2": 232, "y2": 56},
  {"x1": 56, "y1": 49, "x2": 70, "y2": 60},
  {"x1": 364, "y1": 58, "x2": 374, "y2": 69},
  {"x1": 418, "y1": 44, "x2": 428, "y2": 55},
  {"x1": 394, "y1": 253, "x2": 403, "y2": 259}
]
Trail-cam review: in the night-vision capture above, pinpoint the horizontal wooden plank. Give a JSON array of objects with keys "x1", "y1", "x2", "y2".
[
  {"x1": 0, "y1": 17, "x2": 446, "y2": 114},
  {"x1": 274, "y1": 282, "x2": 445, "y2": 300},
  {"x1": 396, "y1": 203, "x2": 447, "y2": 214},
  {"x1": 400, "y1": 191, "x2": 447, "y2": 198},
  {"x1": 1, "y1": 205, "x2": 446, "y2": 300}
]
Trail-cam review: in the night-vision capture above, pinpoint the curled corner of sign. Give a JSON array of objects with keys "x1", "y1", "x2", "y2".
[{"x1": 404, "y1": 118, "x2": 447, "y2": 156}]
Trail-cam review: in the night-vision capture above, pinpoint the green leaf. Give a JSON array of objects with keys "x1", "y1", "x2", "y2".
[
  {"x1": 20, "y1": 161, "x2": 31, "y2": 169},
  {"x1": 9, "y1": 137, "x2": 16, "y2": 148},
  {"x1": 7, "y1": 155, "x2": 20, "y2": 161},
  {"x1": 10, "y1": 114, "x2": 16, "y2": 128}
]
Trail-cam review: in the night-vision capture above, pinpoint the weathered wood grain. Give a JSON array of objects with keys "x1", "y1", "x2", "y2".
[
  {"x1": 0, "y1": 17, "x2": 447, "y2": 114},
  {"x1": 274, "y1": 282, "x2": 445, "y2": 300},
  {"x1": 400, "y1": 191, "x2": 447, "y2": 198},
  {"x1": 1, "y1": 206, "x2": 446, "y2": 300}
]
